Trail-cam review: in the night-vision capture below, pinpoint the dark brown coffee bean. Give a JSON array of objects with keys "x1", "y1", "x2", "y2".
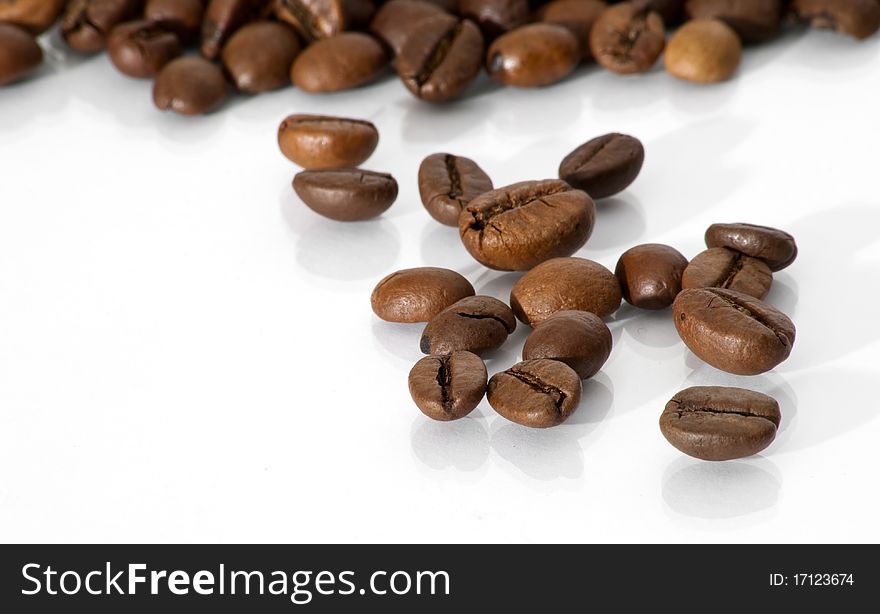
[
  {"x1": 107, "y1": 20, "x2": 182, "y2": 79},
  {"x1": 631, "y1": 0, "x2": 684, "y2": 24},
  {"x1": 486, "y1": 23, "x2": 580, "y2": 87},
  {"x1": 682, "y1": 247, "x2": 772, "y2": 300},
  {"x1": 278, "y1": 114, "x2": 379, "y2": 169},
  {"x1": 791, "y1": 0, "x2": 880, "y2": 40},
  {"x1": 615, "y1": 243, "x2": 688, "y2": 310},
  {"x1": 522, "y1": 310, "x2": 611, "y2": 378},
  {"x1": 61, "y1": 0, "x2": 144, "y2": 54},
  {"x1": 660, "y1": 386, "x2": 781, "y2": 461},
  {"x1": 291, "y1": 32, "x2": 388, "y2": 92},
  {"x1": 153, "y1": 56, "x2": 228, "y2": 115},
  {"x1": 0, "y1": 0, "x2": 66, "y2": 35},
  {"x1": 535, "y1": 0, "x2": 607, "y2": 61},
  {"x1": 487, "y1": 359, "x2": 582, "y2": 428},
  {"x1": 145, "y1": 0, "x2": 204, "y2": 42},
  {"x1": 420, "y1": 295, "x2": 516, "y2": 355},
  {"x1": 409, "y1": 351, "x2": 487, "y2": 421},
  {"x1": 459, "y1": 179, "x2": 596, "y2": 271},
  {"x1": 370, "y1": 0, "x2": 447, "y2": 64},
  {"x1": 418, "y1": 153, "x2": 493, "y2": 226},
  {"x1": 673, "y1": 287, "x2": 795, "y2": 375},
  {"x1": 590, "y1": 3, "x2": 665, "y2": 74},
  {"x1": 684, "y1": 0, "x2": 782, "y2": 43},
  {"x1": 665, "y1": 18, "x2": 741, "y2": 83},
  {"x1": 274, "y1": 0, "x2": 375, "y2": 42},
  {"x1": 222, "y1": 21, "x2": 301, "y2": 92},
  {"x1": 0, "y1": 23, "x2": 41, "y2": 86},
  {"x1": 293, "y1": 168, "x2": 398, "y2": 221},
  {"x1": 558, "y1": 133, "x2": 644, "y2": 199},
  {"x1": 201, "y1": 0, "x2": 268, "y2": 60},
  {"x1": 705, "y1": 222, "x2": 797, "y2": 272},
  {"x1": 458, "y1": 0, "x2": 529, "y2": 40},
  {"x1": 371, "y1": 267, "x2": 476, "y2": 323},
  {"x1": 510, "y1": 257, "x2": 622, "y2": 325},
  {"x1": 397, "y1": 14, "x2": 484, "y2": 102}
]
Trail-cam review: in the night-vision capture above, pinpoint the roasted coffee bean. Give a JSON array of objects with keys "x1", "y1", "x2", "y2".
[
  {"x1": 153, "y1": 56, "x2": 228, "y2": 115},
  {"x1": 510, "y1": 257, "x2": 622, "y2": 325},
  {"x1": 278, "y1": 114, "x2": 379, "y2": 169},
  {"x1": 487, "y1": 359, "x2": 582, "y2": 427},
  {"x1": 291, "y1": 32, "x2": 388, "y2": 93},
  {"x1": 397, "y1": 14, "x2": 484, "y2": 102},
  {"x1": 522, "y1": 310, "x2": 612, "y2": 378},
  {"x1": 274, "y1": 0, "x2": 375, "y2": 42},
  {"x1": 370, "y1": 0, "x2": 446, "y2": 64},
  {"x1": 201, "y1": 0, "x2": 268, "y2": 60},
  {"x1": 0, "y1": 0, "x2": 66, "y2": 35},
  {"x1": 486, "y1": 23, "x2": 580, "y2": 87},
  {"x1": 589, "y1": 3, "x2": 665, "y2": 74},
  {"x1": 705, "y1": 222, "x2": 797, "y2": 272},
  {"x1": 458, "y1": 0, "x2": 529, "y2": 40},
  {"x1": 222, "y1": 21, "x2": 301, "y2": 93},
  {"x1": 418, "y1": 153, "x2": 493, "y2": 226},
  {"x1": 0, "y1": 23, "x2": 41, "y2": 85},
  {"x1": 145, "y1": 0, "x2": 204, "y2": 42},
  {"x1": 665, "y1": 18, "x2": 741, "y2": 83},
  {"x1": 293, "y1": 168, "x2": 398, "y2": 221},
  {"x1": 459, "y1": 179, "x2": 596, "y2": 271},
  {"x1": 631, "y1": 0, "x2": 684, "y2": 24},
  {"x1": 409, "y1": 351, "x2": 488, "y2": 420},
  {"x1": 660, "y1": 386, "x2": 781, "y2": 461},
  {"x1": 558, "y1": 133, "x2": 644, "y2": 199},
  {"x1": 792, "y1": 0, "x2": 880, "y2": 41},
  {"x1": 684, "y1": 0, "x2": 782, "y2": 43},
  {"x1": 107, "y1": 20, "x2": 182, "y2": 79},
  {"x1": 420, "y1": 295, "x2": 516, "y2": 355},
  {"x1": 371, "y1": 267, "x2": 476, "y2": 323},
  {"x1": 61, "y1": 0, "x2": 144, "y2": 54},
  {"x1": 615, "y1": 243, "x2": 688, "y2": 310},
  {"x1": 673, "y1": 287, "x2": 795, "y2": 375},
  {"x1": 682, "y1": 247, "x2": 772, "y2": 300},
  {"x1": 535, "y1": 0, "x2": 607, "y2": 60}
]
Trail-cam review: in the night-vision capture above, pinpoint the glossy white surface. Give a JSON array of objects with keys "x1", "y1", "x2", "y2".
[{"x1": 1, "y1": 28, "x2": 879, "y2": 543}]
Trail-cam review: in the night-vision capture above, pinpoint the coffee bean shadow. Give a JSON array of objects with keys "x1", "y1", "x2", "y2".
[
  {"x1": 783, "y1": 27, "x2": 880, "y2": 76},
  {"x1": 480, "y1": 325, "x2": 529, "y2": 373},
  {"x1": 580, "y1": 193, "x2": 647, "y2": 259},
  {"x1": 565, "y1": 373, "x2": 614, "y2": 426},
  {"x1": 620, "y1": 307, "x2": 682, "y2": 349},
  {"x1": 455, "y1": 71, "x2": 505, "y2": 102},
  {"x1": 419, "y1": 221, "x2": 483, "y2": 275},
  {"x1": 399, "y1": 96, "x2": 494, "y2": 144},
  {"x1": 662, "y1": 456, "x2": 782, "y2": 520},
  {"x1": 763, "y1": 273, "x2": 798, "y2": 317},
  {"x1": 371, "y1": 319, "x2": 425, "y2": 366},
  {"x1": 153, "y1": 105, "x2": 231, "y2": 146},
  {"x1": 588, "y1": 68, "x2": 674, "y2": 115},
  {"x1": 473, "y1": 270, "x2": 522, "y2": 302},
  {"x1": 410, "y1": 414, "x2": 491, "y2": 473},
  {"x1": 488, "y1": 79, "x2": 585, "y2": 135}
]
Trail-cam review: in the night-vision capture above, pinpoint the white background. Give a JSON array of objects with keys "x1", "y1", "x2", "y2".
[{"x1": 1, "y1": 27, "x2": 879, "y2": 544}]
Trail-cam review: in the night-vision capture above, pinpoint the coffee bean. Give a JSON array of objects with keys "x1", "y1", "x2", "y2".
[
  {"x1": 705, "y1": 222, "x2": 797, "y2": 272},
  {"x1": 293, "y1": 168, "x2": 398, "y2": 221},
  {"x1": 660, "y1": 386, "x2": 781, "y2": 461},
  {"x1": 371, "y1": 267, "x2": 476, "y2": 323},
  {"x1": 0, "y1": 0, "x2": 66, "y2": 35},
  {"x1": 558, "y1": 133, "x2": 644, "y2": 199},
  {"x1": 665, "y1": 18, "x2": 741, "y2": 83},
  {"x1": 370, "y1": 0, "x2": 447, "y2": 65},
  {"x1": 458, "y1": 0, "x2": 529, "y2": 40},
  {"x1": 589, "y1": 3, "x2": 665, "y2": 74},
  {"x1": 792, "y1": 0, "x2": 880, "y2": 41},
  {"x1": 201, "y1": 0, "x2": 268, "y2": 60},
  {"x1": 486, "y1": 23, "x2": 580, "y2": 87},
  {"x1": 673, "y1": 287, "x2": 795, "y2": 375},
  {"x1": 684, "y1": 0, "x2": 782, "y2": 43},
  {"x1": 275, "y1": 0, "x2": 375, "y2": 43},
  {"x1": 459, "y1": 179, "x2": 596, "y2": 271},
  {"x1": 418, "y1": 153, "x2": 493, "y2": 226},
  {"x1": 510, "y1": 257, "x2": 622, "y2": 325},
  {"x1": 631, "y1": 0, "x2": 684, "y2": 24},
  {"x1": 535, "y1": 0, "x2": 607, "y2": 61},
  {"x1": 615, "y1": 243, "x2": 688, "y2": 310},
  {"x1": 420, "y1": 295, "x2": 516, "y2": 355},
  {"x1": 487, "y1": 359, "x2": 582, "y2": 427},
  {"x1": 522, "y1": 310, "x2": 612, "y2": 378},
  {"x1": 61, "y1": 0, "x2": 143, "y2": 54},
  {"x1": 153, "y1": 56, "x2": 228, "y2": 116},
  {"x1": 145, "y1": 0, "x2": 204, "y2": 42},
  {"x1": 278, "y1": 114, "x2": 379, "y2": 169},
  {"x1": 682, "y1": 247, "x2": 772, "y2": 300},
  {"x1": 107, "y1": 20, "x2": 182, "y2": 79},
  {"x1": 222, "y1": 21, "x2": 301, "y2": 93},
  {"x1": 291, "y1": 32, "x2": 388, "y2": 93},
  {"x1": 397, "y1": 14, "x2": 484, "y2": 102},
  {"x1": 0, "y1": 23, "x2": 41, "y2": 86},
  {"x1": 409, "y1": 351, "x2": 487, "y2": 420}
]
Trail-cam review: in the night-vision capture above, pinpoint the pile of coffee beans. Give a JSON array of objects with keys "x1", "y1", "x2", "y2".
[{"x1": 3, "y1": 1, "x2": 879, "y2": 102}]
